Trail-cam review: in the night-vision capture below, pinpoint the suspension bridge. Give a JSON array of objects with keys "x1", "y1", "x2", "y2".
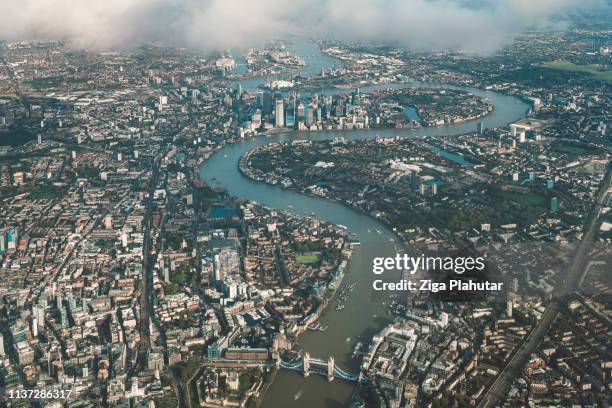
[{"x1": 279, "y1": 353, "x2": 362, "y2": 382}]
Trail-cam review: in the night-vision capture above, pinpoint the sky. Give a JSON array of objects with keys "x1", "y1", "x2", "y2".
[{"x1": 0, "y1": 0, "x2": 608, "y2": 54}]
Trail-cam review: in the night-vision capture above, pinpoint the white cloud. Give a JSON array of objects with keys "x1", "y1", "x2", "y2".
[{"x1": 0, "y1": 0, "x2": 606, "y2": 53}]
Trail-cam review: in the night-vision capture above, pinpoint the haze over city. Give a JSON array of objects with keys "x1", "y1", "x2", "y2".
[{"x1": 0, "y1": 0, "x2": 609, "y2": 52}]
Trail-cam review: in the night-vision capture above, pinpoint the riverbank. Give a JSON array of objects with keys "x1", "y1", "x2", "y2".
[{"x1": 197, "y1": 80, "x2": 529, "y2": 408}]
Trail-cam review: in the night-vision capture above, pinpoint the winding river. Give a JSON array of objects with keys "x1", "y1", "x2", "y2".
[{"x1": 198, "y1": 42, "x2": 529, "y2": 407}]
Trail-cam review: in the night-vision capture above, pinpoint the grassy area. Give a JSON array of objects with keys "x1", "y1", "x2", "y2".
[
  {"x1": 500, "y1": 190, "x2": 547, "y2": 207},
  {"x1": 540, "y1": 61, "x2": 612, "y2": 83},
  {"x1": 296, "y1": 254, "x2": 319, "y2": 264},
  {"x1": 155, "y1": 394, "x2": 179, "y2": 408},
  {"x1": 552, "y1": 141, "x2": 604, "y2": 156}
]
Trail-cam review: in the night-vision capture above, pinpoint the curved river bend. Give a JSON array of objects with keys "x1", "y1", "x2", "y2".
[{"x1": 198, "y1": 80, "x2": 528, "y2": 407}]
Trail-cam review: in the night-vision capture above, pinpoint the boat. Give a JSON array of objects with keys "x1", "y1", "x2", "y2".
[{"x1": 294, "y1": 389, "x2": 303, "y2": 400}]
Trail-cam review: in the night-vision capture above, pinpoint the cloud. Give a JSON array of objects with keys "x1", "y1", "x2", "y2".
[{"x1": 0, "y1": 0, "x2": 607, "y2": 53}]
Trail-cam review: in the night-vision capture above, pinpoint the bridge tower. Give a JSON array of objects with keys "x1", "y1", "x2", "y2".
[
  {"x1": 327, "y1": 356, "x2": 335, "y2": 382},
  {"x1": 303, "y1": 353, "x2": 310, "y2": 377}
]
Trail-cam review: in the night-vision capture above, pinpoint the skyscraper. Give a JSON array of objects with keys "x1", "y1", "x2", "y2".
[
  {"x1": 275, "y1": 99, "x2": 284, "y2": 128},
  {"x1": 550, "y1": 197, "x2": 558, "y2": 213},
  {"x1": 262, "y1": 91, "x2": 272, "y2": 115}
]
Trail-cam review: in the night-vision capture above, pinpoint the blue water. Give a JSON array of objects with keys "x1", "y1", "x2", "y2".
[{"x1": 404, "y1": 106, "x2": 420, "y2": 121}]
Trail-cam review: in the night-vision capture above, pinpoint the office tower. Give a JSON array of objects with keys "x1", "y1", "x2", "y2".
[
  {"x1": 37, "y1": 134, "x2": 42, "y2": 144},
  {"x1": 352, "y1": 90, "x2": 360, "y2": 106},
  {"x1": 512, "y1": 172, "x2": 519, "y2": 182},
  {"x1": 263, "y1": 92, "x2": 273, "y2": 115},
  {"x1": 547, "y1": 179, "x2": 554, "y2": 190},
  {"x1": 519, "y1": 131, "x2": 526, "y2": 143},
  {"x1": 528, "y1": 171, "x2": 535, "y2": 181},
  {"x1": 286, "y1": 111, "x2": 295, "y2": 128},
  {"x1": 296, "y1": 103, "x2": 305, "y2": 119},
  {"x1": 440, "y1": 312, "x2": 448, "y2": 327},
  {"x1": 550, "y1": 197, "x2": 558, "y2": 213},
  {"x1": 306, "y1": 108, "x2": 314, "y2": 127},
  {"x1": 323, "y1": 95, "x2": 332, "y2": 115},
  {"x1": 275, "y1": 99, "x2": 284, "y2": 128},
  {"x1": 431, "y1": 183, "x2": 438, "y2": 195},
  {"x1": 477, "y1": 122, "x2": 485, "y2": 134},
  {"x1": 256, "y1": 91, "x2": 264, "y2": 109},
  {"x1": 251, "y1": 110, "x2": 262, "y2": 128},
  {"x1": 31, "y1": 317, "x2": 38, "y2": 337},
  {"x1": 506, "y1": 300, "x2": 513, "y2": 317},
  {"x1": 0, "y1": 230, "x2": 4, "y2": 253}
]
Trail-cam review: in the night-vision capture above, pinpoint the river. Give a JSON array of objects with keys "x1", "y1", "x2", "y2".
[{"x1": 198, "y1": 39, "x2": 529, "y2": 407}]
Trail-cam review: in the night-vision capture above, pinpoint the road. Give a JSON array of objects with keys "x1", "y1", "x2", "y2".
[
  {"x1": 478, "y1": 164, "x2": 611, "y2": 408},
  {"x1": 131, "y1": 157, "x2": 163, "y2": 375}
]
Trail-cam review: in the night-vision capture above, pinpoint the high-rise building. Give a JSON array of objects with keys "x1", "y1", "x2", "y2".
[
  {"x1": 263, "y1": 92, "x2": 273, "y2": 115},
  {"x1": 296, "y1": 103, "x2": 305, "y2": 119},
  {"x1": 256, "y1": 91, "x2": 264, "y2": 109},
  {"x1": 550, "y1": 197, "x2": 558, "y2": 213},
  {"x1": 323, "y1": 95, "x2": 332, "y2": 115},
  {"x1": 440, "y1": 312, "x2": 448, "y2": 327},
  {"x1": 275, "y1": 99, "x2": 284, "y2": 128},
  {"x1": 477, "y1": 122, "x2": 485, "y2": 134},
  {"x1": 334, "y1": 100, "x2": 344, "y2": 117}
]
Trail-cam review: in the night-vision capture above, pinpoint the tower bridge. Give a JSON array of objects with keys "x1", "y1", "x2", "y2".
[{"x1": 278, "y1": 353, "x2": 362, "y2": 382}]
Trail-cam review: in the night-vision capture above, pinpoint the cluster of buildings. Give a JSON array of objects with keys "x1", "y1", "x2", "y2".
[{"x1": 0, "y1": 20, "x2": 609, "y2": 407}]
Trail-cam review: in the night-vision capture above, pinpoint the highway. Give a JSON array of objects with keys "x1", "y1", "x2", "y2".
[{"x1": 478, "y1": 163, "x2": 611, "y2": 408}]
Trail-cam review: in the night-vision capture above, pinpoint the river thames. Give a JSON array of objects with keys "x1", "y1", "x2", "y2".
[{"x1": 198, "y1": 39, "x2": 529, "y2": 407}]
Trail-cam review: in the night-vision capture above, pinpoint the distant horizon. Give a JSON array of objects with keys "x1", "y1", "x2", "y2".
[{"x1": 1, "y1": 0, "x2": 610, "y2": 54}]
